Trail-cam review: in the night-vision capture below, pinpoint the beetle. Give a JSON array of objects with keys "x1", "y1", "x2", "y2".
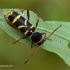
[{"x1": 0, "y1": 9, "x2": 62, "y2": 64}]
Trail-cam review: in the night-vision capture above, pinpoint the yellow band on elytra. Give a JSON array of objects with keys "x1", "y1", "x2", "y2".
[
  {"x1": 7, "y1": 11, "x2": 13, "y2": 17},
  {"x1": 18, "y1": 25, "x2": 26, "y2": 29},
  {"x1": 12, "y1": 15, "x2": 20, "y2": 23}
]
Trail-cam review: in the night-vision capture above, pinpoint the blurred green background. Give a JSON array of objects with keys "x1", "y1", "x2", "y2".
[{"x1": 0, "y1": 0, "x2": 70, "y2": 70}]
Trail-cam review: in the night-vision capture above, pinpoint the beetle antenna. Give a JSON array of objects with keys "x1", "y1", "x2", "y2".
[
  {"x1": 24, "y1": 46, "x2": 40, "y2": 64},
  {"x1": 24, "y1": 25, "x2": 62, "y2": 64},
  {"x1": 46, "y1": 25, "x2": 62, "y2": 40}
]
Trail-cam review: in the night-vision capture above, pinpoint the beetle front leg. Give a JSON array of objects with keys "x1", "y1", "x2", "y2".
[{"x1": 41, "y1": 33, "x2": 52, "y2": 40}]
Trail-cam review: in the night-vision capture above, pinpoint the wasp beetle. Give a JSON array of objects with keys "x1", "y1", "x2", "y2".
[{"x1": 0, "y1": 9, "x2": 62, "y2": 64}]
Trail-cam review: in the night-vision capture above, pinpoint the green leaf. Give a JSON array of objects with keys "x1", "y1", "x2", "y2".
[
  {"x1": 0, "y1": 9, "x2": 70, "y2": 66},
  {"x1": 43, "y1": 21, "x2": 70, "y2": 66}
]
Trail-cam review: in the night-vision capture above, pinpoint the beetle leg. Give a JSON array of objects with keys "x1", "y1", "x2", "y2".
[
  {"x1": 31, "y1": 42, "x2": 34, "y2": 49},
  {"x1": 20, "y1": 9, "x2": 30, "y2": 21},
  {"x1": 0, "y1": 9, "x2": 17, "y2": 29},
  {"x1": 4, "y1": 15, "x2": 18, "y2": 29},
  {"x1": 12, "y1": 36, "x2": 28, "y2": 44},
  {"x1": 41, "y1": 33, "x2": 51, "y2": 40},
  {"x1": 35, "y1": 17, "x2": 40, "y2": 31}
]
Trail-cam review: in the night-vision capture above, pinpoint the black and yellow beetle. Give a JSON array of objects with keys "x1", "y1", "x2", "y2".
[{"x1": 0, "y1": 9, "x2": 62, "y2": 64}]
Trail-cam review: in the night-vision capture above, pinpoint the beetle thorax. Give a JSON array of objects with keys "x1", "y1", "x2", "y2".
[{"x1": 31, "y1": 32, "x2": 42, "y2": 43}]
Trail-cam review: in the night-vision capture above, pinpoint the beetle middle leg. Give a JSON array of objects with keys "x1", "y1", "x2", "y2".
[
  {"x1": 13, "y1": 36, "x2": 28, "y2": 44},
  {"x1": 35, "y1": 17, "x2": 40, "y2": 30}
]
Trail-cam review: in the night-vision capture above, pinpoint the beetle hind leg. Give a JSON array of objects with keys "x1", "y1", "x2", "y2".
[
  {"x1": 0, "y1": 9, "x2": 18, "y2": 29},
  {"x1": 20, "y1": 9, "x2": 30, "y2": 21}
]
